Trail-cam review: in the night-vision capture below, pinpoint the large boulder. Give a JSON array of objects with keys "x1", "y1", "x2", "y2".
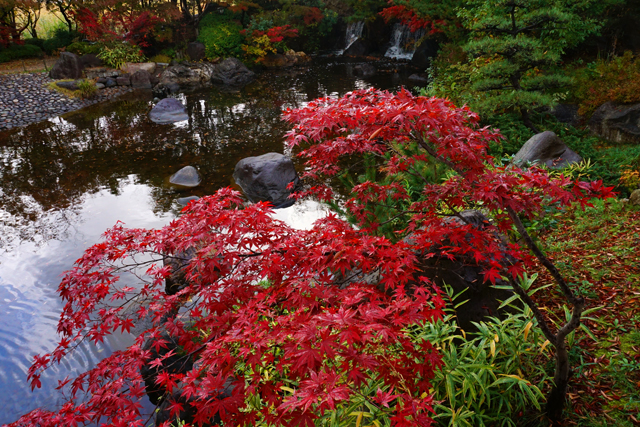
[
  {"x1": 513, "y1": 131, "x2": 582, "y2": 169},
  {"x1": 156, "y1": 63, "x2": 216, "y2": 91},
  {"x1": 233, "y1": 152, "x2": 300, "y2": 208},
  {"x1": 209, "y1": 57, "x2": 255, "y2": 87},
  {"x1": 170, "y1": 166, "x2": 201, "y2": 187},
  {"x1": 130, "y1": 70, "x2": 152, "y2": 89},
  {"x1": 410, "y1": 39, "x2": 439, "y2": 71},
  {"x1": 186, "y1": 42, "x2": 206, "y2": 61},
  {"x1": 630, "y1": 189, "x2": 640, "y2": 206},
  {"x1": 589, "y1": 102, "x2": 640, "y2": 144},
  {"x1": 343, "y1": 39, "x2": 370, "y2": 57},
  {"x1": 149, "y1": 98, "x2": 189, "y2": 124},
  {"x1": 79, "y1": 54, "x2": 102, "y2": 69},
  {"x1": 49, "y1": 52, "x2": 83, "y2": 80},
  {"x1": 412, "y1": 210, "x2": 517, "y2": 332},
  {"x1": 550, "y1": 103, "x2": 580, "y2": 127}
]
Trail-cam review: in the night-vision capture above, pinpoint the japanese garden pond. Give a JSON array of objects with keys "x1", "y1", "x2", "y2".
[{"x1": 0, "y1": 57, "x2": 421, "y2": 423}]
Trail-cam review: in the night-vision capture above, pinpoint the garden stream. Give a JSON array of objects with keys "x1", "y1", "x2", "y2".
[{"x1": 0, "y1": 57, "x2": 420, "y2": 424}]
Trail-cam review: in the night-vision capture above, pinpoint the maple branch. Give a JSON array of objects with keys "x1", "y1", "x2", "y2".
[{"x1": 506, "y1": 276, "x2": 557, "y2": 344}]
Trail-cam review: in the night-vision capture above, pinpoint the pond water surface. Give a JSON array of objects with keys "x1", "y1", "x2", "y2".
[{"x1": 0, "y1": 58, "x2": 421, "y2": 424}]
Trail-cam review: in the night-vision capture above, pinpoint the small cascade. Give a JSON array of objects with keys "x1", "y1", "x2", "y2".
[
  {"x1": 385, "y1": 23, "x2": 426, "y2": 60},
  {"x1": 337, "y1": 21, "x2": 364, "y2": 55}
]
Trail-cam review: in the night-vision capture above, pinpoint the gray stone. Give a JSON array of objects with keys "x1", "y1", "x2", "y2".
[
  {"x1": 49, "y1": 52, "x2": 83, "y2": 80},
  {"x1": 105, "y1": 78, "x2": 117, "y2": 88},
  {"x1": 124, "y1": 62, "x2": 156, "y2": 75},
  {"x1": 186, "y1": 42, "x2": 206, "y2": 61},
  {"x1": 169, "y1": 166, "x2": 201, "y2": 187},
  {"x1": 630, "y1": 189, "x2": 640, "y2": 206},
  {"x1": 233, "y1": 152, "x2": 300, "y2": 208},
  {"x1": 589, "y1": 102, "x2": 640, "y2": 144},
  {"x1": 551, "y1": 103, "x2": 580, "y2": 127},
  {"x1": 55, "y1": 80, "x2": 80, "y2": 91},
  {"x1": 209, "y1": 57, "x2": 255, "y2": 87},
  {"x1": 177, "y1": 196, "x2": 200, "y2": 206},
  {"x1": 130, "y1": 70, "x2": 152, "y2": 89},
  {"x1": 513, "y1": 131, "x2": 582, "y2": 169},
  {"x1": 149, "y1": 97, "x2": 188, "y2": 124},
  {"x1": 116, "y1": 75, "x2": 131, "y2": 86}
]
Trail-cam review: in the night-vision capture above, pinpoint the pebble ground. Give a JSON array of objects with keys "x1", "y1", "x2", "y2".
[{"x1": 0, "y1": 72, "x2": 132, "y2": 130}]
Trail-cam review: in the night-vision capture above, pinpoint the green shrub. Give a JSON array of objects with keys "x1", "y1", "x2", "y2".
[
  {"x1": 97, "y1": 42, "x2": 146, "y2": 69},
  {"x1": 149, "y1": 54, "x2": 171, "y2": 64},
  {"x1": 76, "y1": 80, "x2": 97, "y2": 99},
  {"x1": 197, "y1": 11, "x2": 244, "y2": 60},
  {"x1": 66, "y1": 41, "x2": 101, "y2": 55},
  {"x1": 24, "y1": 38, "x2": 45, "y2": 51},
  {"x1": 42, "y1": 27, "x2": 78, "y2": 55},
  {"x1": 0, "y1": 43, "x2": 43, "y2": 63}
]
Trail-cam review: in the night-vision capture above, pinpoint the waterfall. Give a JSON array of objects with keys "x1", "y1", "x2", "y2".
[
  {"x1": 337, "y1": 21, "x2": 364, "y2": 55},
  {"x1": 385, "y1": 23, "x2": 426, "y2": 60}
]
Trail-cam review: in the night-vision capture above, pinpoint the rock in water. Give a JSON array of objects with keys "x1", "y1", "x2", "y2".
[
  {"x1": 149, "y1": 98, "x2": 188, "y2": 124},
  {"x1": 513, "y1": 131, "x2": 582, "y2": 169},
  {"x1": 170, "y1": 166, "x2": 201, "y2": 187},
  {"x1": 353, "y1": 64, "x2": 376, "y2": 78},
  {"x1": 210, "y1": 57, "x2": 255, "y2": 87},
  {"x1": 233, "y1": 152, "x2": 300, "y2": 208},
  {"x1": 177, "y1": 196, "x2": 200, "y2": 206},
  {"x1": 49, "y1": 52, "x2": 83, "y2": 80}
]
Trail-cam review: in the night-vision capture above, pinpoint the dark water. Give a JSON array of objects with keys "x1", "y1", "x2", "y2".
[{"x1": 0, "y1": 57, "x2": 421, "y2": 424}]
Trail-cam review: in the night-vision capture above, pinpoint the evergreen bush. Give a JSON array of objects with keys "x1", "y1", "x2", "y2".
[{"x1": 197, "y1": 11, "x2": 244, "y2": 60}]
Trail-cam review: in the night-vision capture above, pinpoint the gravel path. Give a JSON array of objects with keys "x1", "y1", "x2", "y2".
[{"x1": 0, "y1": 72, "x2": 133, "y2": 130}]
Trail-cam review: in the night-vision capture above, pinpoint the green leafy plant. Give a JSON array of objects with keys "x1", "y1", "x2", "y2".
[
  {"x1": 76, "y1": 79, "x2": 97, "y2": 99},
  {"x1": 197, "y1": 10, "x2": 244, "y2": 60},
  {"x1": 65, "y1": 41, "x2": 101, "y2": 55},
  {"x1": 97, "y1": 42, "x2": 145, "y2": 70},
  {"x1": 0, "y1": 43, "x2": 42, "y2": 63}
]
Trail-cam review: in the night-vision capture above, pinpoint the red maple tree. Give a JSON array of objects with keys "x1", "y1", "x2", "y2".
[{"x1": 8, "y1": 89, "x2": 612, "y2": 427}]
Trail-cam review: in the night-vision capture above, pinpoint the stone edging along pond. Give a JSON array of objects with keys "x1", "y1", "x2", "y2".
[{"x1": 0, "y1": 72, "x2": 133, "y2": 131}]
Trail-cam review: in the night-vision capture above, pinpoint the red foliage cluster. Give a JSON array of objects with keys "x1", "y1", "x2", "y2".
[
  {"x1": 72, "y1": 6, "x2": 169, "y2": 46},
  {"x1": 243, "y1": 24, "x2": 299, "y2": 43},
  {"x1": 380, "y1": 3, "x2": 450, "y2": 35},
  {"x1": 9, "y1": 89, "x2": 613, "y2": 427},
  {"x1": 303, "y1": 7, "x2": 324, "y2": 26}
]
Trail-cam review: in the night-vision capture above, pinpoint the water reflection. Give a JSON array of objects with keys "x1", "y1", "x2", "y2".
[{"x1": 0, "y1": 57, "x2": 417, "y2": 424}]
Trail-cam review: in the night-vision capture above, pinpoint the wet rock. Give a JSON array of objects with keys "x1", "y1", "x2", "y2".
[
  {"x1": 354, "y1": 63, "x2": 376, "y2": 78},
  {"x1": 163, "y1": 247, "x2": 197, "y2": 295},
  {"x1": 177, "y1": 196, "x2": 200, "y2": 206},
  {"x1": 410, "y1": 39, "x2": 439, "y2": 71},
  {"x1": 343, "y1": 39, "x2": 370, "y2": 57},
  {"x1": 209, "y1": 57, "x2": 255, "y2": 87},
  {"x1": 513, "y1": 131, "x2": 582, "y2": 169},
  {"x1": 589, "y1": 102, "x2": 640, "y2": 144},
  {"x1": 186, "y1": 42, "x2": 206, "y2": 61},
  {"x1": 170, "y1": 166, "x2": 201, "y2": 187},
  {"x1": 49, "y1": 52, "x2": 83, "y2": 80},
  {"x1": 233, "y1": 152, "x2": 300, "y2": 208},
  {"x1": 130, "y1": 70, "x2": 152, "y2": 89},
  {"x1": 149, "y1": 97, "x2": 188, "y2": 124}
]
